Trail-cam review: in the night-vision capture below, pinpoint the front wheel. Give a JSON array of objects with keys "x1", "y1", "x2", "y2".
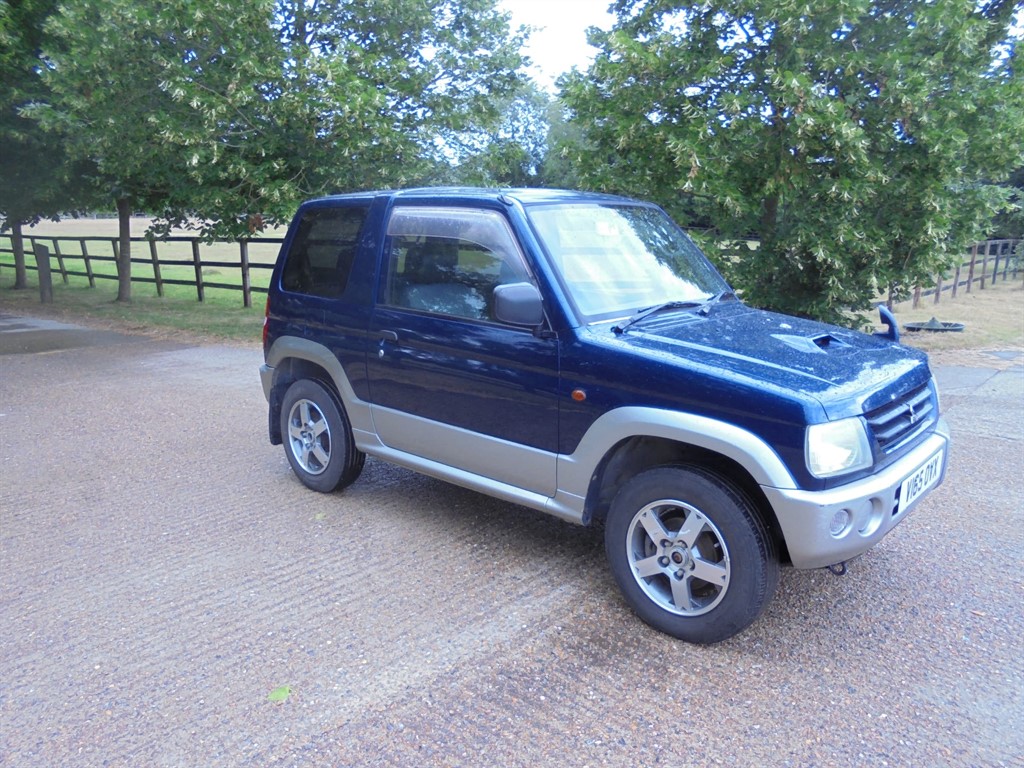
[
  {"x1": 605, "y1": 466, "x2": 779, "y2": 644},
  {"x1": 280, "y1": 379, "x2": 365, "y2": 493}
]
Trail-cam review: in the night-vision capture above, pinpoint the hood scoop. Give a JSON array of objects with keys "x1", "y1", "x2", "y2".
[{"x1": 771, "y1": 333, "x2": 850, "y2": 355}]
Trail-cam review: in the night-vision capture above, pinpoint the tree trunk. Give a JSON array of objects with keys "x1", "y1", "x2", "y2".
[
  {"x1": 760, "y1": 194, "x2": 779, "y2": 241},
  {"x1": 11, "y1": 221, "x2": 29, "y2": 289},
  {"x1": 115, "y1": 197, "x2": 132, "y2": 303}
]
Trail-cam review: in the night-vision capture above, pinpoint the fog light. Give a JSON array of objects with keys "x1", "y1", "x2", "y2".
[{"x1": 829, "y1": 509, "x2": 852, "y2": 537}]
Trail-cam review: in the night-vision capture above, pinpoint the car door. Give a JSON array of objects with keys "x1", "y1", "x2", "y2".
[{"x1": 366, "y1": 205, "x2": 559, "y2": 496}]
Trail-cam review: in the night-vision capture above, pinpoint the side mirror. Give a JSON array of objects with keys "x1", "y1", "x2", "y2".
[{"x1": 493, "y1": 282, "x2": 545, "y2": 327}]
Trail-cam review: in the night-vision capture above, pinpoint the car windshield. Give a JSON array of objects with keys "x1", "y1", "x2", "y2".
[{"x1": 526, "y1": 203, "x2": 730, "y2": 322}]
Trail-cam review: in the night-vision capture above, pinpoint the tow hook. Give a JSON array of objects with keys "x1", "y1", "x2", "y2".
[{"x1": 827, "y1": 562, "x2": 848, "y2": 576}]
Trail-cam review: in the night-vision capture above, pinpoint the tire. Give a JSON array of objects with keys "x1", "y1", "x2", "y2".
[
  {"x1": 280, "y1": 379, "x2": 365, "y2": 493},
  {"x1": 605, "y1": 466, "x2": 779, "y2": 644}
]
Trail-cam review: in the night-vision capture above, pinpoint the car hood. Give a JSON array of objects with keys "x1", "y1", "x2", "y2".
[{"x1": 597, "y1": 303, "x2": 932, "y2": 419}]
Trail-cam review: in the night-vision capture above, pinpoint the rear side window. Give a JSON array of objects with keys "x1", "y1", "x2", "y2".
[{"x1": 281, "y1": 206, "x2": 369, "y2": 297}]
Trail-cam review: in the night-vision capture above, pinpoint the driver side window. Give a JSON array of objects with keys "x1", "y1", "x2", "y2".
[{"x1": 384, "y1": 208, "x2": 530, "y2": 321}]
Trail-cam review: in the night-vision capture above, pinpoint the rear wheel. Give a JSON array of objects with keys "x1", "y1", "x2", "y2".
[
  {"x1": 280, "y1": 379, "x2": 365, "y2": 492},
  {"x1": 605, "y1": 466, "x2": 778, "y2": 644}
]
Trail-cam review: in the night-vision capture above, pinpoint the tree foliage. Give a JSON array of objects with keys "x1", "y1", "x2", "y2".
[
  {"x1": 11, "y1": 0, "x2": 1022, "y2": 319},
  {"x1": 150, "y1": 0, "x2": 528, "y2": 233},
  {"x1": 441, "y1": 82, "x2": 551, "y2": 186},
  {"x1": 541, "y1": 99, "x2": 591, "y2": 191},
  {"x1": 27, "y1": 0, "x2": 207, "y2": 299},
  {"x1": 991, "y1": 166, "x2": 1024, "y2": 238},
  {"x1": 561, "y1": 0, "x2": 1024, "y2": 322},
  {"x1": 23, "y1": 0, "x2": 526, "y2": 299},
  {"x1": 0, "y1": 0, "x2": 91, "y2": 288}
]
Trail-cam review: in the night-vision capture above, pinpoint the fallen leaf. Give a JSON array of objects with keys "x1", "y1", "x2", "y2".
[{"x1": 267, "y1": 685, "x2": 292, "y2": 703}]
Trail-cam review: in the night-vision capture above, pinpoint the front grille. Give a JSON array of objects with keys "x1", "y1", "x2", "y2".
[{"x1": 865, "y1": 383, "x2": 936, "y2": 454}]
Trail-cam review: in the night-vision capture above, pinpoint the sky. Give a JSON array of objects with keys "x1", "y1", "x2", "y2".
[{"x1": 498, "y1": 0, "x2": 616, "y2": 92}]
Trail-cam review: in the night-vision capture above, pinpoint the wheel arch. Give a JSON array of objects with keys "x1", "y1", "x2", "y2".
[
  {"x1": 567, "y1": 408, "x2": 797, "y2": 563},
  {"x1": 583, "y1": 436, "x2": 789, "y2": 563},
  {"x1": 265, "y1": 336, "x2": 363, "y2": 445}
]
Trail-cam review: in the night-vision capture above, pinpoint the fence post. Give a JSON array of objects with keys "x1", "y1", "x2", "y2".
[
  {"x1": 80, "y1": 239, "x2": 95, "y2": 287},
  {"x1": 933, "y1": 273, "x2": 942, "y2": 304},
  {"x1": 191, "y1": 239, "x2": 205, "y2": 302},
  {"x1": 991, "y1": 245, "x2": 1002, "y2": 286},
  {"x1": 240, "y1": 240, "x2": 252, "y2": 308},
  {"x1": 980, "y1": 241, "x2": 990, "y2": 289},
  {"x1": 951, "y1": 257, "x2": 962, "y2": 299},
  {"x1": 966, "y1": 243, "x2": 978, "y2": 293},
  {"x1": 148, "y1": 236, "x2": 164, "y2": 297},
  {"x1": 51, "y1": 238, "x2": 69, "y2": 284},
  {"x1": 1001, "y1": 241, "x2": 1010, "y2": 280},
  {"x1": 33, "y1": 243, "x2": 53, "y2": 303},
  {"x1": 912, "y1": 284, "x2": 922, "y2": 309}
]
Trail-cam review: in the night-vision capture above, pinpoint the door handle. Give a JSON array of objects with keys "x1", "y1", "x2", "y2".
[{"x1": 378, "y1": 330, "x2": 398, "y2": 357}]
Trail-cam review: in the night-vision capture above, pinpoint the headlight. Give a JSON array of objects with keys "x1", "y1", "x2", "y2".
[{"x1": 806, "y1": 418, "x2": 872, "y2": 478}]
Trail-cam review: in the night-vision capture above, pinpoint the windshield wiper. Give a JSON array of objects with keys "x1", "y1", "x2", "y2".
[
  {"x1": 612, "y1": 291, "x2": 734, "y2": 335},
  {"x1": 697, "y1": 290, "x2": 734, "y2": 315}
]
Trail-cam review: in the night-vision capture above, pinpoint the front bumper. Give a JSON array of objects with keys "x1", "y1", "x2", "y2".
[{"x1": 762, "y1": 419, "x2": 950, "y2": 569}]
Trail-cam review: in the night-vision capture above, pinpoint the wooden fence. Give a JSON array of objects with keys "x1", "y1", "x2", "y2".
[
  {"x1": 911, "y1": 238, "x2": 1022, "y2": 307},
  {"x1": 0, "y1": 231, "x2": 1020, "y2": 309},
  {"x1": 0, "y1": 233, "x2": 284, "y2": 308}
]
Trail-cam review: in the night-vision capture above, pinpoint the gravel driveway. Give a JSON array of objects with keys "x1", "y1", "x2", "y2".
[{"x1": 1, "y1": 312, "x2": 1021, "y2": 767}]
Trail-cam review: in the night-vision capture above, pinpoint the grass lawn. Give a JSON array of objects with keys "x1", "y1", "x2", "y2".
[
  {"x1": 0, "y1": 271, "x2": 268, "y2": 345},
  {"x1": 0, "y1": 218, "x2": 284, "y2": 344}
]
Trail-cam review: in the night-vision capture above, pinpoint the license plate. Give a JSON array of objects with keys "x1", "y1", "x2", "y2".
[{"x1": 898, "y1": 449, "x2": 944, "y2": 513}]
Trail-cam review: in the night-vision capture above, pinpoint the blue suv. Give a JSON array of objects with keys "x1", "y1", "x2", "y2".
[{"x1": 261, "y1": 188, "x2": 949, "y2": 643}]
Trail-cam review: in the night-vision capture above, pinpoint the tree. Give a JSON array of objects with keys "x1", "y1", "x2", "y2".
[
  {"x1": 28, "y1": 0, "x2": 527, "y2": 301},
  {"x1": 0, "y1": 0, "x2": 90, "y2": 289},
  {"x1": 991, "y1": 166, "x2": 1023, "y2": 239},
  {"x1": 441, "y1": 83, "x2": 550, "y2": 186},
  {"x1": 561, "y1": 0, "x2": 1024, "y2": 323},
  {"x1": 540, "y1": 98, "x2": 588, "y2": 190},
  {"x1": 154, "y1": 0, "x2": 529, "y2": 233},
  {"x1": 27, "y1": 0, "x2": 210, "y2": 301}
]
